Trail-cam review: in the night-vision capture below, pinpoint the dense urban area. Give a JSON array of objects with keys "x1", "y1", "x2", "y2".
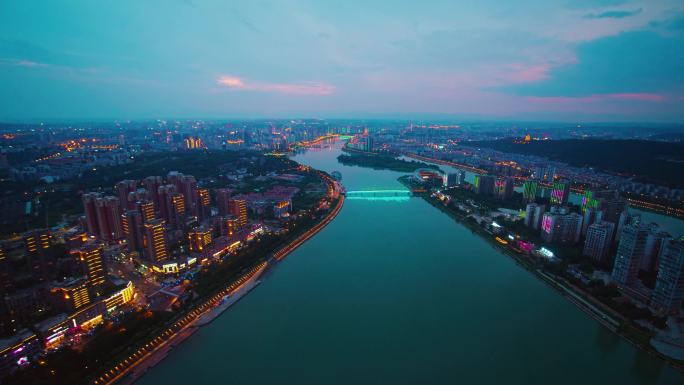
[{"x1": 1, "y1": 119, "x2": 684, "y2": 383}]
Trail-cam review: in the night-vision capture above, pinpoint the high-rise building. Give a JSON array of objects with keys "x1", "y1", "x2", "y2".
[
  {"x1": 166, "y1": 171, "x2": 184, "y2": 191},
  {"x1": 228, "y1": 199, "x2": 248, "y2": 228},
  {"x1": 216, "y1": 188, "x2": 232, "y2": 217},
  {"x1": 196, "y1": 188, "x2": 211, "y2": 220},
  {"x1": 443, "y1": 171, "x2": 465, "y2": 188},
  {"x1": 23, "y1": 229, "x2": 54, "y2": 282},
  {"x1": 651, "y1": 239, "x2": 684, "y2": 314},
  {"x1": 122, "y1": 210, "x2": 144, "y2": 253},
  {"x1": 167, "y1": 193, "x2": 186, "y2": 230},
  {"x1": 616, "y1": 212, "x2": 641, "y2": 244},
  {"x1": 473, "y1": 175, "x2": 495, "y2": 196},
  {"x1": 53, "y1": 279, "x2": 92, "y2": 311},
  {"x1": 611, "y1": 224, "x2": 650, "y2": 287},
  {"x1": 157, "y1": 184, "x2": 177, "y2": 224},
  {"x1": 642, "y1": 228, "x2": 670, "y2": 273},
  {"x1": 601, "y1": 199, "x2": 628, "y2": 225},
  {"x1": 180, "y1": 175, "x2": 198, "y2": 216},
  {"x1": 137, "y1": 200, "x2": 156, "y2": 223},
  {"x1": 545, "y1": 166, "x2": 556, "y2": 181},
  {"x1": 583, "y1": 221, "x2": 615, "y2": 262},
  {"x1": 82, "y1": 192, "x2": 102, "y2": 236},
  {"x1": 71, "y1": 242, "x2": 106, "y2": 296},
  {"x1": 95, "y1": 196, "x2": 123, "y2": 241},
  {"x1": 188, "y1": 227, "x2": 213, "y2": 252},
  {"x1": 541, "y1": 206, "x2": 582, "y2": 245},
  {"x1": 522, "y1": 180, "x2": 538, "y2": 202},
  {"x1": 143, "y1": 176, "x2": 163, "y2": 209},
  {"x1": 143, "y1": 219, "x2": 169, "y2": 263},
  {"x1": 581, "y1": 208, "x2": 603, "y2": 236},
  {"x1": 524, "y1": 203, "x2": 546, "y2": 230},
  {"x1": 23, "y1": 229, "x2": 51, "y2": 255},
  {"x1": 115, "y1": 180, "x2": 138, "y2": 212},
  {"x1": 550, "y1": 181, "x2": 571, "y2": 205},
  {"x1": 363, "y1": 135, "x2": 373, "y2": 152},
  {"x1": 582, "y1": 189, "x2": 626, "y2": 224},
  {"x1": 494, "y1": 177, "x2": 514, "y2": 201}
]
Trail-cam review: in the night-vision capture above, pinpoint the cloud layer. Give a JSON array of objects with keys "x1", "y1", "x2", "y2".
[
  {"x1": 216, "y1": 75, "x2": 334, "y2": 95},
  {"x1": 0, "y1": 0, "x2": 683, "y2": 121}
]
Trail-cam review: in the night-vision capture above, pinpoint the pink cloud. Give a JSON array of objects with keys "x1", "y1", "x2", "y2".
[
  {"x1": 607, "y1": 93, "x2": 665, "y2": 101},
  {"x1": 528, "y1": 93, "x2": 666, "y2": 104},
  {"x1": 503, "y1": 63, "x2": 552, "y2": 84},
  {"x1": 217, "y1": 75, "x2": 334, "y2": 95}
]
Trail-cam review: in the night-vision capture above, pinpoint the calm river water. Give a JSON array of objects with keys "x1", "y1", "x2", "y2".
[{"x1": 136, "y1": 143, "x2": 683, "y2": 385}]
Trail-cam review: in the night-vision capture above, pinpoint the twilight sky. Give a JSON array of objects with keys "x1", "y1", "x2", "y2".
[{"x1": 1, "y1": 0, "x2": 683, "y2": 122}]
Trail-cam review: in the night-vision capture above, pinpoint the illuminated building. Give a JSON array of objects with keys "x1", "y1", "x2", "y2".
[
  {"x1": 71, "y1": 243, "x2": 106, "y2": 295},
  {"x1": 82, "y1": 192, "x2": 102, "y2": 236},
  {"x1": 229, "y1": 198, "x2": 248, "y2": 228},
  {"x1": 52, "y1": 279, "x2": 91, "y2": 311},
  {"x1": 0, "y1": 330, "x2": 39, "y2": 377},
  {"x1": 218, "y1": 216, "x2": 239, "y2": 236},
  {"x1": 167, "y1": 192, "x2": 186, "y2": 230},
  {"x1": 143, "y1": 176, "x2": 163, "y2": 209},
  {"x1": 273, "y1": 200, "x2": 291, "y2": 218},
  {"x1": 612, "y1": 224, "x2": 650, "y2": 287},
  {"x1": 216, "y1": 188, "x2": 232, "y2": 217},
  {"x1": 23, "y1": 229, "x2": 51, "y2": 255},
  {"x1": 188, "y1": 227, "x2": 213, "y2": 252},
  {"x1": 184, "y1": 136, "x2": 203, "y2": 149},
  {"x1": 581, "y1": 189, "x2": 626, "y2": 224},
  {"x1": 196, "y1": 188, "x2": 211, "y2": 220},
  {"x1": 95, "y1": 196, "x2": 123, "y2": 241},
  {"x1": 122, "y1": 210, "x2": 144, "y2": 253},
  {"x1": 522, "y1": 181, "x2": 538, "y2": 202},
  {"x1": 550, "y1": 181, "x2": 570, "y2": 205},
  {"x1": 143, "y1": 219, "x2": 169, "y2": 263},
  {"x1": 651, "y1": 239, "x2": 684, "y2": 314},
  {"x1": 137, "y1": 199, "x2": 156, "y2": 222},
  {"x1": 22, "y1": 229, "x2": 54, "y2": 282},
  {"x1": 115, "y1": 179, "x2": 138, "y2": 211},
  {"x1": 524, "y1": 203, "x2": 545, "y2": 230},
  {"x1": 473, "y1": 175, "x2": 495, "y2": 196},
  {"x1": 103, "y1": 281, "x2": 135, "y2": 313},
  {"x1": 494, "y1": 177, "x2": 514, "y2": 201},
  {"x1": 66, "y1": 231, "x2": 88, "y2": 249},
  {"x1": 583, "y1": 221, "x2": 615, "y2": 262},
  {"x1": 541, "y1": 206, "x2": 582, "y2": 245},
  {"x1": 581, "y1": 208, "x2": 601, "y2": 236}
]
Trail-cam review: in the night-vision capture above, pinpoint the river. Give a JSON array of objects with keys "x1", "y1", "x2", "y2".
[{"x1": 135, "y1": 142, "x2": 683, "y2": 385}]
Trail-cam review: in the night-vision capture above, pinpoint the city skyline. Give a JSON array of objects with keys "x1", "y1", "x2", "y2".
[{"x1": 1, "y1": 1, "x2": 684, "y2": 122}]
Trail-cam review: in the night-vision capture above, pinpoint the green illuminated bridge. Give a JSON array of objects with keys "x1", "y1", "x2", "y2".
[{"x1": 345, "y1": 189, "x2": 412, "y2": 201}]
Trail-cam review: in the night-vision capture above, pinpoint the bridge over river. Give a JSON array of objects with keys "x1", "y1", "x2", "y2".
[{"x1": 344, "y1": 189, "x2": 412, "y2": 201}]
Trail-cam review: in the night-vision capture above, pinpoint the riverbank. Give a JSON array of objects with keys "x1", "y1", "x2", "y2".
[
  {"x1": 337, "y1": 152, "x2": 437, "y2": 173},
  {"x1": 93, "y1": 174, "x2": 345, "y2": 385},
  {"x1": 401, "y1": 177, "x2": 684, "y2": 372}
]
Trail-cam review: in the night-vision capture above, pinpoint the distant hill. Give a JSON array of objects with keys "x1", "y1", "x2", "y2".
[{"x1": 464, "y1": 139, "x2": 684, "y2": 188}]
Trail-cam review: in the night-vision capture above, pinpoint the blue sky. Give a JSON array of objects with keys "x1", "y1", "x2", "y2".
[{"x1": 1, "y1": 0, "x2": 683, "y2": 122}]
